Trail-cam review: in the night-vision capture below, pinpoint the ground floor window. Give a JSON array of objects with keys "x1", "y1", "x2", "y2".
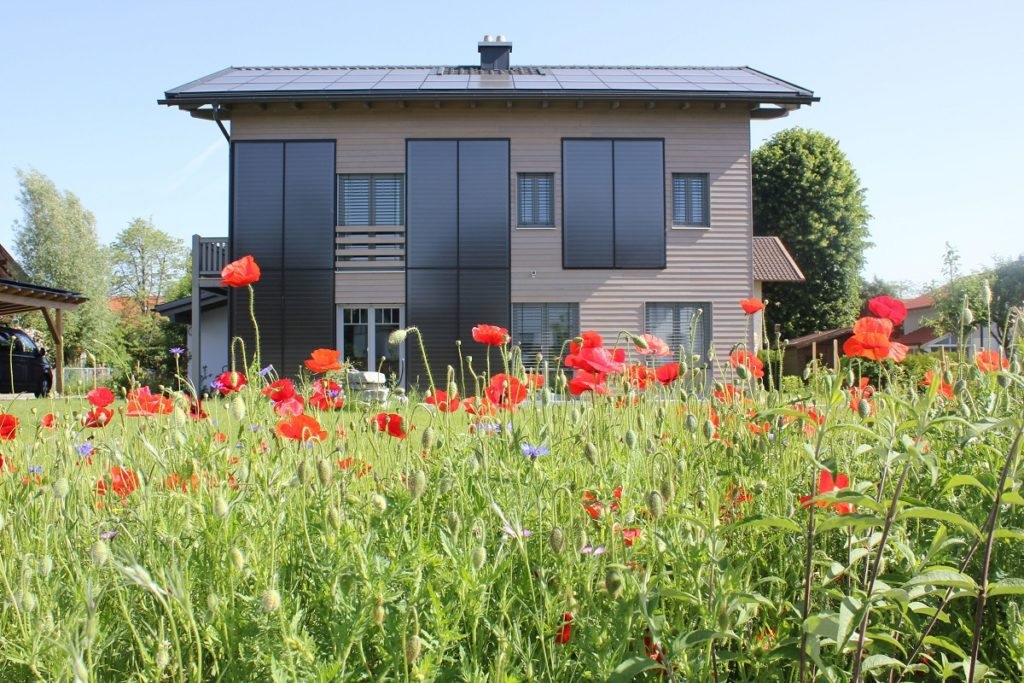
[
  {"x1": 644, "y1": 302, "x2": 712, "y2": 364},
  {"x1": 338, "y1": 306, "x2": 404, "y2": 382},
  {"x1": 512, "y1": 303, "x2": 580, "y2": 367}
]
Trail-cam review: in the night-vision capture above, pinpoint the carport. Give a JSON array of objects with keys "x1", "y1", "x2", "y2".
[{"x1": 0, "y1": 278, "x2": 88, "y2": 394}]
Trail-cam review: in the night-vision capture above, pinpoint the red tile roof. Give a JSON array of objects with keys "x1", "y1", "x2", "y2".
[
  {"x1": 901, "y1": 294, "x2": 935, "y2": 310},
  {"x1": 895, "y1": 325, "x2": 938, "y2": 347},
  {"x1": 753, "y1": 236, "x2": 805, "y2": 282}
]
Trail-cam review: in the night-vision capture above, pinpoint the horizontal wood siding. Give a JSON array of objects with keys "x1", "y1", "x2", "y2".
[{"x1": 232, "y1": 102, "x2": 753, "y2": 355}]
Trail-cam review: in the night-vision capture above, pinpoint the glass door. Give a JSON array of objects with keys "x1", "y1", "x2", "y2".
[{"x1": 339, "y1": 306, "x2": 404, "y2": 385}]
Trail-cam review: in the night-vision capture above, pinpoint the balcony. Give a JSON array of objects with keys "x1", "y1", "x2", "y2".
[
  {"x1": 335, "y1": 225, "x2": 405, "y2": 272},
  {"x1": 193, "y1": 235, "x2": 229, "y2": 286}
]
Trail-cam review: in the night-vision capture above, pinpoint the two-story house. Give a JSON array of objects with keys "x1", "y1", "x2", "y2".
[{"x1": 159, "y1": 38, "x2": 813, "y2": 388}]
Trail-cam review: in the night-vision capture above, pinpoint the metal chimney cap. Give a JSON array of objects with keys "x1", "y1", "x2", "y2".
[
  {"x1": 482, "y1": 34, "x2": 494, "y2": 42},
  {"x1": 496, "y1": 34, "x2": 507, "y2": 42}
]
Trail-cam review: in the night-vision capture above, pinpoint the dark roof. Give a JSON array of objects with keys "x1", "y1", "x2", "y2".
[
  {"x1": 786, "y1": 327, "x2": 853, "y2": 349},
  {"x1": 753, "y1": 236, "x2": 805, "y2": 282},
  {"x1": 895, "y1": 325, "x2": 938, "y2": 347},
  {"x1": 161, "y1": 65, "x2": 816, "y2": 107},
  {"x1": 0, "y1": 278, "x2": 88, "y2": 316},
  {"x1": 154, "y1": 291, "x2": 227, "y2": 324}
]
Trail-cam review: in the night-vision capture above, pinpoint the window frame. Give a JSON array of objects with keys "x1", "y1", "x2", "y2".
[
  {"x1": 511, "y1": 303, "x2": 580, "y2": 367},
  {"x1": 517, "y1": 172, "x2": 556, "y2": 229},
  {"x1": 671, "y1": 173, "x2": 710, "y2": 229},
  {"x1": 643, "y1": 301, "x2": 713, "y2": 365},
  {"x1": 337, "y1": 173, "x2": 405, "y2": 227}
]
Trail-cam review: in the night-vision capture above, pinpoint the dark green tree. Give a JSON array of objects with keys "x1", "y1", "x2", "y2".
[
  {"x1": 11, "y1": 168, "x2": 114, "y2": 362},
  {"x1": 753, "y1": 129, "x2": 871, "y2": 338},
  {"x1": 989, "y1": 256, "x2": 1024, "y2": 343}
]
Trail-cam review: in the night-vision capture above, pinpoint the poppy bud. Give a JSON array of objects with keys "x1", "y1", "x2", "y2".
[
  {"x1": 173, "y1": 407, "x2": 189, "y2": 426},
  {"x1": 685, "y1": 414, "x2": 698, "y2": 434},
  {"x1": 857, "y1": 399, "x2": 871, "y2": 419},
  {"x1": 959, "y1": 401, "x2": 972, "y2": 419},
  {"x1": 584, "y1": 442, "x2": 599, "y2": 465},
  {"x1": 556, "y1": 371, "x2": 568, "y2": 391},
  {"x1": 38, "y1": 555, "x2": 53, "y2": 578},
  {"x1": 736, "y1": 364, "x2": 750, "y2": 381},
  {"x1": 656, "y1": 405, "x2": 667, "y2": 422},
  {"x1": 605, "y1": 569, "x2": 624, "y2": 599},
  {"x1": 91, "y1": 540, "x2": 110, "y2": 566},
  {"x1": 702, "y1": 419, "x2": 716, "y2": 440},
  {"x1": 846, "y1": 370, "x2": 856, "y2": 388},
  {"x1": 421, "y1": 427, "x2": 436, "y2": 452},
  {"x1": 660, "y1": 477, "x2": 675, "y2": 503},
  {"x1": 370, "y1": 493, "x2": 388, "y2": 512},
  {"x1": 679, "y1": 360, "x2": 689, "y2": 377},
  {"x1": 230, "y1": 547, "x2": 245, "y2": 572},
  {"x1": 52, "y1": 478, "x2": 70, "y2": 501},
  {"x1": 316, "y1": 459, "x2": 333, "y2": 487},
  {"x1": 213, "y1": 494, "x2": 229, "y2": 519},
  {"x1": 624, "y1": 429, "x2": 638, "y2": 449},
  {"x1": 261, "y1": 589, "x2": 281, "y2": 613},
  {"x1": 446, "y1": 510, "x2": 462, "y2": 535},
  {"x1": 961, "y1": 306, "x2": 974, "y2": 326},
  {"x1": 207, "y1": 592, "x2": 220, "y2": 612},
  {"x1": 155, "y1": 640, "x2": 171, "y2": 672},
  {"x1": 943, "y1": 369, "x2": 954, "y2": 385},
  {"x1": 471, "y1": 518, "x2": 485, "y2": 540},
  {"x1": 388, "y1": 328, "x2": 409, "y2": 346},
  {"x1": 228, "y1": 396, "x2": 246, "y2": 421},
  {"x1": 997, "y1": 373, "x2": 1011, "y2": 388},
  {"x1": 372, "y1": 594, "x2": 386, "y2": 625},
  {"x1": 405, "y1": 634, "x2": 422, "y2": 664},
  {"x1": 647, "y1": 490, "x2": 665, "y2": 518},
  {"x1": 985, "y1": 392, "x2": 996, "y2": 414},
  {"x1": 541, "y1": 388, "x2": 553, "y2": 405},
  {"x1": 327, "y1": 506, "x2": 343, "y2": 530},
  {"x1": 954, "y1": 379, "x2": 968, "y2": 397},
  {"x1": 632, "y1": 334, "x2": 649, "y2": 350},
  {"x1": 471, "y1": 545, "x2": 487, "y2": 569},
  {"x1": 297, "y1": 461, "x2": 312, "y2": 486},
  {"x1": 802, "y1": 364, "x2": 812, "y2": 381},
  {"x1": 439, "y1": 475, "x2": 454, "y2": 496},
  {"x1": 636, "y1": 414, "x2": 646, "y2": 432},
  {"x1": 14, "y1": 591, "x2": 37, "y2": 612},
  {"x1": 408, "y1": 470, "x2": 428, "y2": 499},
  {"x1": 571, "y1": 408, "x2": 581, "y2": 425},
  {"x1": 549, "y1": 527, "x2": 566, "y2": 554}
]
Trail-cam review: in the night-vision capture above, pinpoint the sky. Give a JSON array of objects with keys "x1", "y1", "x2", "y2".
[{"x1": 1, "y1": 0, "x2": 1021, "y2": 292}]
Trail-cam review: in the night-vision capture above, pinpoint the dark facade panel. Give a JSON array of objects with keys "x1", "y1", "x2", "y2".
[
  {"x1": 284, "y1": 141, "x2": 336, "y2": 270},
  {"x1": 406, "y1": 268, "x2": 458, "y2": 388},
  {"x1": 458, "y1": 140, "x2": 509, "y2": 268},
  {"x1": 282, "y1": 269, "x2": 336, "y2": 377},
  {"x1": 562, "y1": 140, "x2": 614, "y2": 268},
  {"x1": 232, "y1": 142, "x2": 284, "y2": 269},
  {"x1": 458, "y1": 269, "x2": 510, "y2": 361},
  {"x1": 613, "y1": 140, "x2": 665, "y2": 268},
  {"x1": 406, "y1": 141, "x2": 457, "y2": 268},
  {"x1": 230, "y1": 269, "x2": 284, "y2": 375}
]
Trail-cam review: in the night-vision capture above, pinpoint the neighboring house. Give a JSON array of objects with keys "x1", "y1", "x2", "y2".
[
  {"x1": 752, "y1": 235, "x2": 805, "y2": 349},
  {"x1": 896, "y1": 294, "x2": 999, "y2": 354},
  {"x1": 159, "y1": 38, "x2": 815, "y2": 386}
]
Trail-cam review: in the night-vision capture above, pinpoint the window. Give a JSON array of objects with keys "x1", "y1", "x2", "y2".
[
  {"x1": 518, "y1": 173, "x2": 554, "y2": 227},
  {"x1": 337, "y1": 174, "x2": 404, "y2": 226},
  {"x1": 512, "y1": 303, "x2": 579, "y2": 366},
  {"x1": 672, "y1": 173, "x2": 709, "y2": 227},
  {"x1": 340, "y1": 306, "x2": 404, "y2": 381},
  {"x1": 644, "y1": 302, "x2": 711, "y2": 364}
]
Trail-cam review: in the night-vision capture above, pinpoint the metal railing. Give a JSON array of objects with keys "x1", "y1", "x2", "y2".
[
  {"x1": 194, "y1": 236, "x2": 229, "y2": 280},
  {"x1": 335, "y1": 225, "x2": 405, "y2": 271}
]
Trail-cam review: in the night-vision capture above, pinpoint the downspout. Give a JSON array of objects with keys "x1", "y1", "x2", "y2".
[{"x1": 213, "y1": 104, "x2": 230, "y2": 143}]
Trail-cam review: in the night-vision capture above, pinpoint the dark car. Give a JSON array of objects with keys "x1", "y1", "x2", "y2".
[{"x1": 0, "y1": 327, "x2": 53, "y2": 396}]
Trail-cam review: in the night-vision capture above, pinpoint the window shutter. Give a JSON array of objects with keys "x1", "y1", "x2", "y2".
[
  {"x1": 672, "y1": 174, "x2": 709, "y2": 226},
  {"x1": 339, "y1": 176, "x2": 370, "y2": 226},
  {"x1": 512, "y1": 303, "x2": 579, "y2": 366},
  {"x1": 645, "y1": 302, "x2": 711, "y2": 363},
  {"x1": 372, "y1": 175, "x2": 404, "y2": 225}
]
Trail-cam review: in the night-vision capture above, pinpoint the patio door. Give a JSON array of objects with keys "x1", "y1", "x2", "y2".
[{"x1": 338, "y1": 306, "x2": 404, "y2": 384}]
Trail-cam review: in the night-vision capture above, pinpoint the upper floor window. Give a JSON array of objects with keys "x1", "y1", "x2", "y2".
[
  {"x1": 518, "y1": 173, "x2": 554, "y2": 227},
  {"x1": 337, "y1": 174, "x2": 404, "y2": 226},
  {"x1": 672, "y1": 173, "x2": 709, "y2": 227}
]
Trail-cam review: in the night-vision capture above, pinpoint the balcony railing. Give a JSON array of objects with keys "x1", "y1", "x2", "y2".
[
  {"x1": 335, "y1": 225, "x2": 405, "y2": 271},
  {"x1": 193, "y1": 235, "x2": 229, "y2": 284}
]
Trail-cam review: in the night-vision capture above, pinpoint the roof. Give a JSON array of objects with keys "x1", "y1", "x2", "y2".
[
  {"x1": 753, "y1": 236, "x2": 805, "y2": 282},
  {"x1": 154, "y1": 291, "x2": 227, "y2": 324},
  {"x1": 902, "y1": 294, "x2": 935, "y2": 310},
  {"x1": 161, "y1": 65, "x2": 816, "y2": 107},
  {"x1": 895, "y1": 325, "x2": 938, "y2": 347},
  {"x1": 0, "y1": 244, "x2": 26, "y2": 281},
  {"x1": 786, "y1": 327, "x2": 853, "y2": 349},
  {"x1": 0, "y1": 278, "x2": 88, "y2": 316}
]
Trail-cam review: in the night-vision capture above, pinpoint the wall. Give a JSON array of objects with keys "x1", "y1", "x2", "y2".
[{"x1": 190, "y1": 305, "x2": 228, "y2": 390}]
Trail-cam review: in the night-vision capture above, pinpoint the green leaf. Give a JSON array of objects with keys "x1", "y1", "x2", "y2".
[
  {"x1": 994, "y1": 528, "x2": 1024, "y2": 542},
  {"x1": 899, "y1": 507, "x2": 979, "y2": 536},
  {"x1": 987, "y1": 578, "x2": 1024, "y2": 597},
  {"x1": 725, "y1": 514, "x2": 802, "y2": 534},
  {"x1": 942, "y1": 474, "x2": 992, "y2": 497},
  {"x1": 607, "y1": 656, "x2": 666, "y2": 683},
  {"x1": 836, "y1": 596, "x2": 863, "y2": 651},
  {"x1": 923, "y1": 635, "x2": 968, "y2": 659},
  {"x1": 816, "y1": 513, "x2": 885, "y2": 533},
  {"x1": 904, "y1": 569, "x2": 978, "y2": 591},
  {"x1": 861, "y1": 654, "x2": 904, "y2": 673},
  {"x1": 1002, "y1": 491, "x2": 1024, "y2": 506},
  {"x1": 675, "y1": 629, "x2": 734, "y2": 649}
]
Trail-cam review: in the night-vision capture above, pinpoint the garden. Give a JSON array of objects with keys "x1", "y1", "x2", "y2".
[{"x1": 1, "y1": 260, "x2": 1022, "y2": 681}]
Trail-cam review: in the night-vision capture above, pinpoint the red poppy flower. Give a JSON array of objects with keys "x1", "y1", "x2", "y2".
[
  {"x1": 87, "y1": 387, "x2": 115, "y2": 408},
  {"x1": 426, "y1": 388, "x2": 461, "y2": 412},
  {"x1": 372, "y1": 412, "x2": 408, "y2": 439},
  {"x1": 620, "y1": 527, "x2": 642, "y2": 547},
  {"x1": 0, "y1": 453, "x2": 10, "y2": 473},
  {"x1": 739, "y1": 298, "x2": 766, "y2": 315},
  {"x1": 188, "y1": 398, "x2": 208, "y2": 420},
  {"x1": 41, "y1": 413, "x2": 56, "y2": 429},
  {"x1": 866, "y1": 295, "x2": 907, "y2": 325},
  {"x1": 309, "y1": 379, "x2": 344, "y2": 411},
  {"x1": 654, "y1": 362, "x2": 680, "y2": 385},
  {"x1": 215, "y1": 371, "x2": 247, "y2": 396},
  {"x1": 729, "y1": 350, "x2": 765, "y2": 379},
  {"x1": 843, "y1": 317, "x2": 894, "y2": 362},
  {"x1": 275, "y1": 414, "x2": 327, "y2": 442},
  {"x1": 97, "y1": 466, "x2": 139, "y2": 499},
  {"x1": 848, "y1": 377, "x2": 875, "y2": 413},
  {"x1": 712, "y1": 384, "x2": 743, "y2": 404},
  {"x1": 634, "y1": 333, "x2": 671, "y2": 357},
  {"x1": 273, "y1": 395, "x2": 305, "y2": 416},
  {"x1": 485, "y1": 374, "x2": 528, "y2": 410},
  {"x1": 524, "y1": 372, "x2": 545, "y2": 389},
  {"x1": 921, "y1": 370, "x2": 954, "y2": 399},
  {"x1": 126, "y1": 387, "x2": 174, "y2": 416},
  {"x1": 582, "y1": 486, "x2": 622, "y2": 519},
  {"x1": 644, "y1": 635, "x2": 665, "y2": 664},
  {"x1": 0, "y1": 414, "x2": 18, "y2": 440},
  {"x1": 627, "y1": 364, "x2": 656, "y2": 390},
  {"x1": 219, "y1": 254, "x2": 261, "y2": 287},
  {"x1": 83, "y1": 406, "x2": 113, "y2": 428},
  {"x1": 565, "y1": 344, "x2": 626, "y2": 375},
  {"x1": 337, "y1": 456, "x2": 372, "y2": 477},
  {"x1": 472, "y1": 324, "x2": 510, "y2": 346},
  {"x1": 304, "y1": 348, "x2": 343, "y2": 373},
  {"x1": 975, "y1": 350, "x2": 1009, "y2": 373},
  {"x1": 800, "y1": 469, "x2": 853, "y2": 514},
  {"x1": 554, "y1": 613, "x2": 573, "y2": 644},
  {"x1": 462, "y1": 396, "x2": 496, "y2": 416},
  {"x1": 164, "y1": 472, "x2": 201, "y2": 493},
  {"x1": 262, "y1": 379, "x2": 296, "y2": 403}
]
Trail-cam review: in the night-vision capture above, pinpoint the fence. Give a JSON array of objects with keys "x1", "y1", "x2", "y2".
[{"x1": 62, "y1": 366, "x2": 114, "y2": 392}]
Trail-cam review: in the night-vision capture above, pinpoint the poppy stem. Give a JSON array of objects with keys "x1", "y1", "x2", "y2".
[
  {"x1": 248, "y1": 284, "x2": 261, "y2": 372},
  {"x1": 798, "y1": 469, "x2": 817, "y2": 683}
]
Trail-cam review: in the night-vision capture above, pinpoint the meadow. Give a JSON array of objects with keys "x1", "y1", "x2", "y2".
[{"x1": 1, "y1": 301, "x2": 1023, "y2": 681}]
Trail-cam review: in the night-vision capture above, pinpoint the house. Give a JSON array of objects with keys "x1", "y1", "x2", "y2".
[
  {"x1": 159, "y1": 38, "x2": 814, "y2": 387},
  {"x1": 895, "y1": 294, "x2": 999, "y2": 354}
]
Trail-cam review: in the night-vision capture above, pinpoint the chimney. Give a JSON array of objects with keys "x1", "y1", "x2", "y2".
[{"x1": 478, "y1": 34, "x2": 512, "y2": 70}]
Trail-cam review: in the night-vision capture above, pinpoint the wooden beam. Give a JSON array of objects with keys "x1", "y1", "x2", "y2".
[
  {"x1": 55, "y1": 309, "x2": 64, "y2": 395},
  {"x1": 0, "y1": 292, "x2": 81, "y2": 311}
]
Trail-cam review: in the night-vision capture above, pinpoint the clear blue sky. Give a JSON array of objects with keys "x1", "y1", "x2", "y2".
[{"x1": 1, "y1": 0, "x2": 1021, "y2": 290}]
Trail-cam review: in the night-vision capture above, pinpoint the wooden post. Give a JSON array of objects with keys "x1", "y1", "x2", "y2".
[
  {"x1": 811, "y1": 341, "x2": 817, "y2": 367},
  {"x1": 191, "y1": 234, "x2": 202, "y2": 391},
  {"x1": 55, "y1": 309, "x2": 64, "y2": 395},
  {"x1": 832, "y1": 338, "x2": 839, "y2": 372}
]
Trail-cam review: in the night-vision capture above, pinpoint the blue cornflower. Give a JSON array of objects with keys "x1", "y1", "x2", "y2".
[
  {"x1": 169, "y1": 347, "x2": 185, "y2": 357},
  {"x1": 99, "y1": 530, "x2": 118, "y2": 540},
  {"x1": 28, "y1": 465, "x2": 43, "y2": 474},
  {"x1": 259, "y1": 364, "x2": 275, "y2": 377},
  {"x1": 520, "y1": 443, "x2": 550, "y2": 460},
  {"x1": 78, "y1": 442, "x2": 95, "y2": 457}
]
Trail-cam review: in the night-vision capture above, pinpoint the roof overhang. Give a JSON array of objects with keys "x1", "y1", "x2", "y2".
[{"x1": 0, "y1": 279, "x2": 88, "y2": 316}]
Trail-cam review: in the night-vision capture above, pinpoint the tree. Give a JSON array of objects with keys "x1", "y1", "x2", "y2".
[
  {"x1": 110, "y1": 218, "x2": 187, "y2": 310},
  {"x1": 927, "y1": 243, "x2": 990, "y2": 338},
  {"x1": 752, "y1": 129, "x2": 871, "y2": 338},
  {"x1": 988, "y1": 256, "x2": 1024, "y2": 343},
  {"x1": 860, "y1": 276, "x2": 915, "y2": 305},
  {"x1": 11, "y1": 168, "x2": 114, "y2": 362}
]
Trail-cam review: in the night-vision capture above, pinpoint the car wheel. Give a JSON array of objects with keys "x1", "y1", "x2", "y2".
[{"x1": 35, "y1": 375, "x2": 51, "y2": 398}]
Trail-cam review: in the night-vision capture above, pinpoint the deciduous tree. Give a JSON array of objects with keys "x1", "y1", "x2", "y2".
[{"x1": 110, "y1": 218, "x2": 186, "y2": 310}]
